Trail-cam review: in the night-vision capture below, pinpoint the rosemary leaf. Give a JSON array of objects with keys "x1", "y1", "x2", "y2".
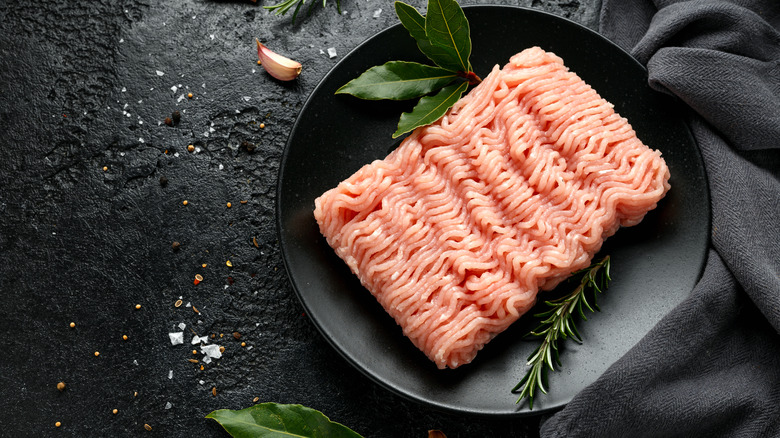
[{"x1": 513, "y1": 255, "x2": 612, "y2": 409}]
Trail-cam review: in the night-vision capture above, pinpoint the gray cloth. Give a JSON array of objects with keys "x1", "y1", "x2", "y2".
[{"x1": 541, "y1": 1, "x2": 780, "y2": 436}]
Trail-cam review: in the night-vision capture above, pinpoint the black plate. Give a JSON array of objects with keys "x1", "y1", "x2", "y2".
[{"x1": 277, "y1": 6, "x2": 709, "y2": 416}]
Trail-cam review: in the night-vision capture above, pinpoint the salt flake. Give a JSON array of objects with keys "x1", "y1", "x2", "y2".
[
  {"x1": 191, "y1": 335, "x2": 209, "y2": 345},
  {"x1": 201, "y1": 344, "x2": 222, "y2": 359},
  {"x1": 168, "y1": 332, "x2": 184, "y2": 345},
  {"x1": 373, "y1": 8, "x2": 382, "y2": 18},
  {"x1": 327, "y1": 47, "x2": 337, "y2": 58}
]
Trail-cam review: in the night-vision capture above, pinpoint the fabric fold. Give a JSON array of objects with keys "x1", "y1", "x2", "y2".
[{"x1": 542, "y1": 0, "x2": 780, "y2": 436}]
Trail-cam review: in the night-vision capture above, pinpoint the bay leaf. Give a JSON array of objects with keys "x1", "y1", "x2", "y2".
[
  {"x1": 394, "y1": 1, "x2": 463, "y2": 73},
  {"x1": 425, "y1": 0, "x2": 472, "y2": 73},
  {"x1": 335, "y1": 61, "x2": 457, "y2": 100},
  {"x1": 206, "y1": 403, "x2": 363, "y2": 438},
  {"x1": 393, "y1": 81, "x2": 468, "y2": 138}
]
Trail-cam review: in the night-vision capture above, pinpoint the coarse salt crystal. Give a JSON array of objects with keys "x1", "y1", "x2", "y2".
[
  {"x1": 199, "y1": 380, "x2": 205, "y2": 385},
  {"x1": 373, "y1": 8, "x2": 382, "y2": 18},
  {"x1": 156, "y1": 70, "x2": 165, "y2": 76},
  {"x1": 121, "y1": 87, "x2": 127, "y2": 92},
  {"x1": 165, "y1": 402, "x2": 172, "y2": 410},
  {"x1": 327, "y1": 47, "x2": 337, "y2": 58},
  {"x1": 168, "y1": 369, "x2": 173, "y2": 379},
  {"x1": 191, "y1": 335, "x2": 209, "y2": 345},
  {"x1": 201, "y1": 344, "x2": 222, "y2": 359},
  {"x1": 171, "y1": 85, "x2": 178, "y2": 93},
  {"x1": 178, "y1": 322, "x2": 186, "y2": 330},
  {"x1": 168, "y1": 332, "x2": 184, "y2": 345},
  {"x1": 177, "y1": 94, "x2": 186, "y2": 102},
  {"x1": 202, "y1": 356, "x2": 212, "y2": 364}
]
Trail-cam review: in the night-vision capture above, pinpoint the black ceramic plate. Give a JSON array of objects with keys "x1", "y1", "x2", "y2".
[{"x1": 277, "y1": 6, "x2": 709, "y2": 416}]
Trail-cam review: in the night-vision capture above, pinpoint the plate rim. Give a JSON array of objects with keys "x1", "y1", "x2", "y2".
[{"x1": 276, "y1": 4, "x2": 710, "y2": 417}]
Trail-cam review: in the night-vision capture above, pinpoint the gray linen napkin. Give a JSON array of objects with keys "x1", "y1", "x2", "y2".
[{"x1": 541, "y1": 1, "x2": 780, "y2": 436}]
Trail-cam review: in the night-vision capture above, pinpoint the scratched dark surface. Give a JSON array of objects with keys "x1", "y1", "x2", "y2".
[{"x1": 0, "y1": 0, "x2": 599, "y2": 436}]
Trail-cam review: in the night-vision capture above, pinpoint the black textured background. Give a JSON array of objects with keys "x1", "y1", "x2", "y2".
[{"x1": 0, "y1": 0, "x2": 599, "y2": 436}]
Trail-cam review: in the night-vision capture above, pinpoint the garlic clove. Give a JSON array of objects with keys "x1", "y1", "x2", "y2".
[{"x1": 256, "y1": 39, "x2": 302, "y2": 81}]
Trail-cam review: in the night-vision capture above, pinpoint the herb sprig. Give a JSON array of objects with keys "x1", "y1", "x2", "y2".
[
  {"x1": 513, "y1": 255, "x2": 612, "y2": 409},
  {"x1": 265, "y1": 0, "x2": 341, "y2": 22},
  {"x1": 337, "y1": 0, "x2": 481, "y2": 138}
]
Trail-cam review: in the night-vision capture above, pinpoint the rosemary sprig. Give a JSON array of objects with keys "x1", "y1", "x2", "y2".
[
  {"x1": 512, "y1": 255, "x2": 611, "y2": 409},
  {"x1": 264, "y1": 0, "x2": 340, "y2": 22}
]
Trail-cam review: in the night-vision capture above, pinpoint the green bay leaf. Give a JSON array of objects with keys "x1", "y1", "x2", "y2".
[
  {"x1": 335, "y1": 61, "x2": 457, "y2": 100},
  {"x1": 206, "y1": 403, "x2": 363, "y2": 438},
  {"x1": 393, "y1": 81, "x2": 468, "y2": 138},
  {"x1": 394, "y1": 2, "x2": 456, "y2": 72},
  {"x1": 425, "y1": 0, "x2": 472, "y2": 72}
]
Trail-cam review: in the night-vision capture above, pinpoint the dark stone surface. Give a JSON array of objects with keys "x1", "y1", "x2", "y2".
[{"x1": 0, "y1": 0, "x2": 599, "y2": 436}]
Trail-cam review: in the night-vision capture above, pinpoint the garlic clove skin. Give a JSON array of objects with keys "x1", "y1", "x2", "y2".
[{"x1": 256, "y1": 39, "x2": 302, "y2": 81}]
